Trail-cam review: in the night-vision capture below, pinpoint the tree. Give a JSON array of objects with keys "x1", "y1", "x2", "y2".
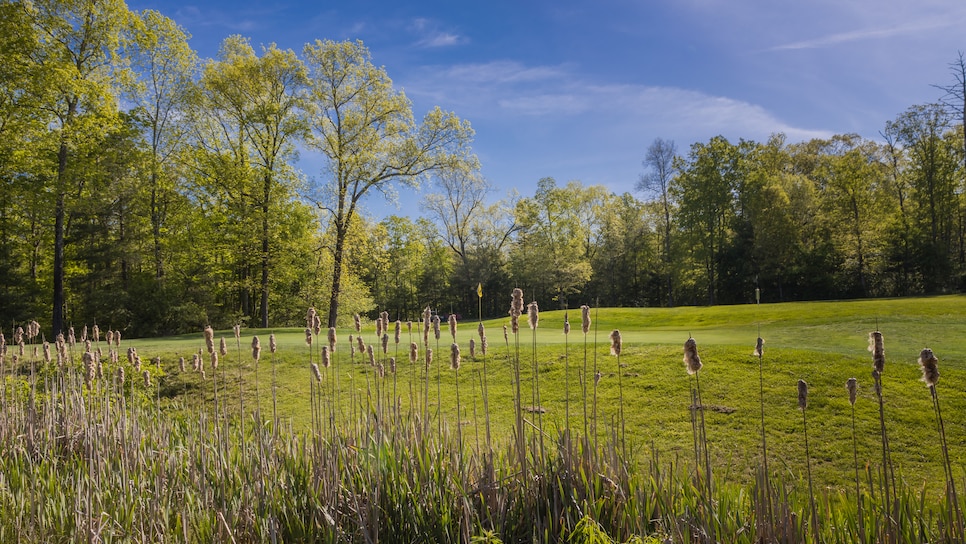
[
  {"x1": 22, "y1": 0, "x2": 131, "y2": 335},
  {"x1": 125, "y1": 9, "x2": 196, "y2": 281},
  {"x1": 637, "y1": 138, "x2": 677, "y2": 306},
  {"x1": 933, "y1": 51, "x2": 966, "y2": 172},
  {"x1": 303, "y1": 39, "x2": 476, "y2": 327}
]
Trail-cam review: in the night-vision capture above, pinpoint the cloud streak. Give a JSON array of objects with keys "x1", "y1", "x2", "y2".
[{"x1": 771, "y1": 16, "x2": 962, "y2": 50}]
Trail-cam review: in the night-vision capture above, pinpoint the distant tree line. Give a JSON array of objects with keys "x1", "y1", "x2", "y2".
[{"x1": 0, "y1": 1, "x2": 963, "y2": 336}]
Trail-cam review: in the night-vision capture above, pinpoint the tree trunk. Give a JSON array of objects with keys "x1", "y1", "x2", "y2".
[
  {"x1": 327, "y1": 225, "x2": 346, "y2": 328},
  {"x1": 150, "y1": 169, "x2": 164, "y2": 280},
  {"x1": 52, "y1": 134, "x2": 69, "y2": 337},
  {"x1": 260, "y1": 173, "x2": 271, "y2": 328}
]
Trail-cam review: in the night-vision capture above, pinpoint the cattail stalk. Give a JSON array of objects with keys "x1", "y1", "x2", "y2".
[
  {"x1": 799, "y1": 379, "x2": 820, "y2": 544},
  {"x1": 847, "y1": 377, "x2": 865, "y2": 544},
  {"x1": 611, "y1": 329, "x2": 626, "y2": 461},
  {"x1": 919, "y1": 348, "x2": 963, "y2": 539},
  {"x1": 869, "y1": 330, "x2": 896, "y2": 530}
]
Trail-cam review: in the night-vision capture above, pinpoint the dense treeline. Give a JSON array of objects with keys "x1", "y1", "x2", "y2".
[{"x1": 1, "y1": 1, "x2": 964, "y2": 337}]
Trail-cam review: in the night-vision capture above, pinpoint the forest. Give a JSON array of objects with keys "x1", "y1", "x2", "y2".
[{"x1": 1, "y1": 0, "x2": 965, "y2": 337}]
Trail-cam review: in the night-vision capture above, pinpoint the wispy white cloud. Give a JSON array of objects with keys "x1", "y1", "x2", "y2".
[
  {"x1": 410, "y1": 17, "x2": 467, "y2": 48},
  {"x1": 771, "y1": 16, "x2": 961, "y2": 50},
  {"x1": 174, "y1": 4, "x2": 257, "y2": 32}
]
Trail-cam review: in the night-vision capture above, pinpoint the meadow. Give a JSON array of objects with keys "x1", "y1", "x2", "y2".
[{"x1": 1, "y1": 294, "x2": 964, "y2": 542}]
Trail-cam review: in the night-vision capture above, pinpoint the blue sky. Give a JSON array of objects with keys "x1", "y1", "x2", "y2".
[{"x1": 132, "y1": 0, "x2": 966, "y2": 213}]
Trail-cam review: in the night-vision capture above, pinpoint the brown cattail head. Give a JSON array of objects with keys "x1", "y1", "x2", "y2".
[
  {"x1": 354, "y1": 313, "x2": 362, "y2": 333},
  {"x1": 178, "y1": 356, "x2": 186, "y2": 372},
  {"x1": 469, "y1": 338, "x2": 476, "y2": 358},
  {"x1": 389, "y1": 356, "x2": 396, "y2": 374},
  {"x1": 28, "y1": 320, "x2": 39, "y2": 340},
  {"x1": 477, "y1": 322, "x2": 485, "y2": 340},
  {"x1": 580, "y1": 305, "x2": 591, "y2": 334},
  {"x1": 918, "y1": 348, "x2": 939, "y2": 387},
  {"x1": 321, "y1": 345, "x2": 331, "y2": 368},
  {"x1": 394, "y1": 320, "x2": 401, "y2": 344},
  {"x1": 450, "y1": 342, "x2": 461, "y2": 370},
  {"x1": 328, "y1": 327, "x2": 337, "y2": 351},
  {"x1": 754, "y1": 337, "x2": 764, "y2": 358},
  {"x1": 42, "y1": 342, "x2": 51, "y2": 364},
  {"x1": 210, "y1": 351, "x2": 219, "y2": 370},
  {"x1": 204, "y1": 325, "x2": 215, "y2": 353},
  {"x1": 117, "y1": 366, "x2": 125, "y2": 386},
  {"x1": 66, "y1": 328, "x2": 74, "y2": 348},
  {"x1": 406, "y1": 320, "x2": 413, "y2": 334},
  {"x1": 106, "y1": 329, "x2": 114, "y2": 346},
  {"x1": 868, "y1": 331, "x2": 884, "y2": 373},
  {"x1": 432, "y1": 315, "x2": 441, "y2": 340},
  {"x1": 481, "y1": 336, "x2": 488, "y2": 355},
  {"x1": 528, "y1": 301, "x2": 539, "y2": 330},
  {"x1": 113, "y1": 330, "x2": 120, "y2": 347},
  {"x1": 143, "y1": 370, "x2": 151, "y2": 388},
  {"x1": 846, "y1": 377, "x2": 857, "y2": 405},
  {"x1": 220, "y1": 337, "x2": 228, "y2": 356},
  {"x1": 153, "y1": 356, "x2": 161, "y2": 369},
  {"x1": 13, "y1": 326, "x2": 23, "y2": 344},
  {"x1": 381, "y1": 333, "x2": 389, "y2": 354},
  {"x1": 564, "y1": 312, "x2": 571, "y2": 335},
  {"x1": 448, "y1": 313, "x2": 458, "y2": 339},
  {"x1": 92, "y1": 324, "x2": 101, "y2": 344},
  {"x1": 306, "y1": 306, "x2": 317, "y2": 329},
  {"x1": 81, "y1": 325, "x2": 88, "y2": 343},
  {"x1": 251, "y1": 336, "x2": 261, "y2": 362},
  {"x1": 409, "y1": 342, "x2": 418, "y2": 364},
  {"x1": 510, "y1": 288, "x2": 524, "y2": 317},
  {"x1": 503, "y1": 325, "x2": 508, "y2": 342},
  {"x1": 683, "y1": 338, "x2": 702, "y2": 375},
  {"x1": 310, "y1": 362, "x2": 321, "y2": 383},
  {"x1": 797, "y1": 379, "x2": 808, "y2": 410},
  {"x1": 376, "y1": 316, "x2": 384, "y2": 338},
  {"x1": 127, "y1": 347, "x2": 137, "y2": 364},
  {"x1": 233, "y1": 324, "x2": 241, "y2": 340},
  {"x1": 609, "y1": 330, "x2": 621, "y2": 356},
  {"x1": 425, "y1": 348, "x2": 433, "y2": 369},
  {"x1": 269, "y1": 334, "x2": 277, "y2": 354},
  {"x1": 356, "y1": 335, "x2": 365, "y2": 354},
  {"x1": 366, "y1": 344, "x2": 375, "y2": 366},
  {"x1": 305, "y1": 328, "x2": 313, "y2": 346},
  {"x1": 313, "y1": 315, "x2": 322, "y2": 336},
  {"x1": 192, "y1": 353, "x2": 200, "y2": 371}
]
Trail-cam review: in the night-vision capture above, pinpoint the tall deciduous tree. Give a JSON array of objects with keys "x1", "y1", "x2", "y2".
[
  {"x1": 22, "y1": 0, "x2": 131, "y2": 335},
  {"x1": 637, "y1": 138, "x2": 677, "y2": 306},
  {"x1": 303, "y1": 39, "x2": 476, "y2": 327}
]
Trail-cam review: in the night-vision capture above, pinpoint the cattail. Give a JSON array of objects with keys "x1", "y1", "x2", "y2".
[
  {"x1": 425, "y1": 348, "x2": 433, "y2": 369},
  {"x1": 84, "y1": 339, "x2": 91, "y2": 353},
  {"x1": 356, "y1": 335, "x2": 365, "y2": 354},
  {"x1": 66, "y1": 328, "x2": 74, "y2": 347},
  {"x1": 354, "y1": 313, "x2": 362, "y2": 333},
  {"x1": 92, "y1": 325, "x2": 100, "y2": 344},
  {"x1": 328, "y1": 327, "x2": 337, "y2": 352},
  {"x1": 127, "y1": 347, "x2": 136, "y2": 364},
  {"x1": 918, "y1": 348, "x2": 939, "y2": 387},
  {"x1": 305, "y1": 328, "x2": 313, "y2": 346},
  {"x1": 798, "y1": 379, "x2": 808, "y2": 410},
  {"x1": 450, "y1": 342, "x2": 461, "y2": 370},
  {"x1": 80, "y1": 325, "x2": 87, "y2": 343},
  {"x1": 192, "y1": 353, "x2": 200, "y2": 372},
  {"x1": 477, "y1": 322, "x2": 485, "y2": 340},
  {"x1": 846, "y1": 377, "x2": 857, "y2": 405},
  {"x1": 754, "y1": 337, "x2": 764, "y2": 358},
  {"x1": 394, "y1": 320, "x2": 401, "y2": 344},
  {"x1": 13, "y1": 327, "x2": 23, "y2": 345},
  {"x1": 204, "y1": 326, "x2": 215, "y2": 353},
  {"x1": 153, "y1": 356, "x2": 161, "y2": 369},
  {"x1": 18, "y1": 342, "x2": 24, "y2": 357},
  {"x1": 528, "y1": 301, "x2": 539, "y2": 330},
  {"x1": 564, "y1": 313, "x2": 570, "y2": 335},
  {"x1": 28, "y1": 320, "x2": 39, "y2": 340},
  {"x1": 200, "y1": 369, "x2": 206, "y2": 380},
  {"x1": 389, "y1": 357, "x2": 396, "y2": 374},
  {"x1": 143, "y1": 370, "x2": 151, "y2": 387},
  {"x1": 307, "y1": 307, "x2": 317, "y2": 329},
  {"x1": 423, "y1": 307, "x2": 431, "y2": 343},
  {"x1": 178, "y1": 356, "x2": 186, "y2": 372},
  {"x1": 269, "y1": 334, "x2": 277, "y2": 353},
  {"x1": 503, "y1": 325, "x2": 508, "y2": 343},
  {"x1": 376, "y1": 317, "x2": 384, "y2": 339},
  {"x1": 210, "y1": 351, "x2": 218, "y2": 370},
  {"x1": 448, "y1": 313, "x2": 458, "y2": 339},
  {"x1": 609, "y1": 329, "x2": 621, "y2": 356},
  {"x1": 106, "y1": 330, "x2": 113, "y2": 347},
  {"x1": 82, "y1": 351, "x2": 94, "y2": 382},
  {"x1": 310, "y1": 362, "x2": 322, "y2": 383},
  {"x1": 509, "y1": 288, "x2": 524, "y2": 333},
  {"x1": 366, "y1": 344, "x2": 375, "y2": 366},
  {"x1": 594, "y1": 370, "x2": 602, "y2": 385},
  {"x1": 117, "y1": 366, "x2": 125, "y2": 386},
  {"x1": 381, "y1": 333, "x2": 389, "y2": 354},
  {"x1": 481, "y1": 336, "x2": 488, "y2": 355},
  {"x1": 96, "y1": 359, "x2": 103, "y2": 380},
  {"x1": 252, "y1": 336, "x2": 261, "y2": 361},
  {"x1": 233, "y1": 324, "x2": 241, "y2": 340},
  {"x1": 313, "y1": 315, "x2": 322, "y2": 336},
  {"x1": 375, "y1": 362, "x2": 385, "y2": 377},
  {"x1": 409, "y1": 342, "x2": 418, "y2": 364},
  {"x1": 683, "y1": 338, "x2": 702, "y2": 375},
  {"x1": 133, "y1": 355, "x2": 141, "y2": 372},
  {"x1": 113, "y1": 330, "x2": 120, "y2": 347},
  {"x1": 432, "y1": 315, "x2": 441, "y2": 340},
  {"x1": 111, "y1": 350, "x2": 118, "y2": 364},
  {"x1": 868, "y1": 331, "x2": 884, "y2": 373},
  {"x1": 220, "y1": 337, "x2": 228, "y2": 356},
  {"x1": 406, "y1": 320, "x2": 413, "y2": 334},
  {"x1": 469, "y1": 338, "x2": 476, "y2": 358},
  {"x1": 42, "y1": 342, "x2": 51, "y2": 364},
  {"x1": 580, "y1": 305, "x2": 591, "y2": 334},
  {"x1": 321, "y1": 346, "x2": 331, "y2": 368}
]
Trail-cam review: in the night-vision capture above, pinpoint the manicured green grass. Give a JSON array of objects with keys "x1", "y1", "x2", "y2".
[{"x1": 135, "y1": 294, "x2": 966, "y2": 495}]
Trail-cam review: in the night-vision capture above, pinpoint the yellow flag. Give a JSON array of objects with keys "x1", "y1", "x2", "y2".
[{"x1": 477, "y1": 283, "x2": 483, "y2": 298}]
